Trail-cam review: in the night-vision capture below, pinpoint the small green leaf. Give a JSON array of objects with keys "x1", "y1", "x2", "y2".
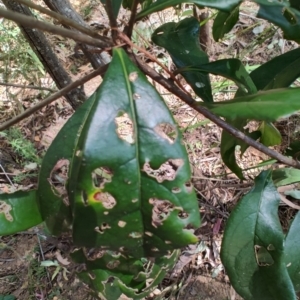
[
  {"x1": 0, "y1": 190, "x2": 42, "y2": 235},
  {"x1": 285, "y1": 211, "x2": 300, "y2": 291},
  {"x1": 213, "y1": 6, "x2": 239, "y2": 41},
  {"x1": 258, "y1": 121, "x2": 282, "y2": 147},
  {"x1": 254, "y1": 1, "x2": 300, "y2": 42},
  {"x1": 221, "y1": 170, "x2": 296, "y2": 300},
  {"x1": 0, "y1": 295, "x2": 16, "y2": 300},
  {"x1": 272, "y1": 168, "x2": 300, "y2": 186},
  {"x1": 137, "y1": 0, "x2": 243, "y2": 19},
  {"x1": 182, "y1": 58, "x2": 257, "y2": 94},
  {"x1": 206, "y1": 88, "x2": 300, "y2": 121},
  {"x1": 100, "y1": 0, "x2": 122, "y2": 18},
  {"x1": 152, "y1": 17, "x2": 213, "y2": 102}
]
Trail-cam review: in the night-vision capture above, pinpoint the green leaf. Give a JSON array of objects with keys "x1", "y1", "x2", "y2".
[
  {"x1": 44, "y1": 48, "x2": 200, "y2": 258},
  {"x1": 286, "y1": 140, "x2": 300, "y2": 158},
  {"x1": 206, "y1": 87, "x2": 300, "y2": 121},
  {"x1": 258, "y1": 121, "x2": 282, "y2": 147},
  {"x1": 285, "y1": 211, "x2": 300, "y2": 291},
  {"x1": 0, "y1": 190, "x2": 42, "y2": 235},
  {"x1": 272, "y1": 168, "x2": 300, "y2": 186},
  {"x1": 284, "y1": 189, "x2": 300, "y2": 200},
  {"x1": 182, "y1": 58, "x2": 257, "y2": 94},
  {"x1": 221, "y1": 170, "x2": 296, "y2": 300},
  {"x1": 152, "y1": 17, "x2": 213, "y2": 102},
  {"x1": 212, "y1": 6, "x2": 239, "y2": 41},
  {"x1": 100, "y1": 0, "x2": 122, "y2": 18},
  {"x1": 254, "y1": 1, "x2": 300, "y2": 42},
  {"x1": 137, "y1": 0, "x2": 243, "y2": 19},
  {"x1": 0, "y1": 296, "x2": 16, "y2": 300}
]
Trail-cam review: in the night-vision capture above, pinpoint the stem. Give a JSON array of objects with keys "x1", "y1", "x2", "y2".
[
  {"x1": 0, "y1": 64, "x2": 108, "y2": 131},
  {"x1": 105, "y1": 0, "x2": 118, "y2": 41},
  {"x1": 13, "y1": 0, "x2": 106, "y2": 40},
  {"x1": 0, "y1": 82, "x2": 55, "y2": 92},
  {"x1": 0, "y1": 7, "x2": 113, "y2": 49},
  {"x1": 124, "y1": 0, "x2": 139, "y2": 38},
  {"x1": 134, "y1": 56, "x2": 300, "y2": 170}
]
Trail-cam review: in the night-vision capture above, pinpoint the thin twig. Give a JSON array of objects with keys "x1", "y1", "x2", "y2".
[
  {"x1": 0, "y1": 7, "x2": 113, "y2": 49},
  {"x1": 134, "y1": 56, "x2": 300, "y2": 170},
  {"x1": 13, "y1": 0, "x2": 107, "y2": 40},
  {"x1": 105, "y1": 0, "x2": 118, "y2": 41},
  {"x1": 124, "y1": 0, "x2": 139, "y2": 38},
  {"x1": 0, "y1": 163, "x2": 14, "y2": 186},
  {"x1": 0, "y1": 81, "x2": 56, "y2": 92},
  {"x1": 0, "y1": 64, "x2": 108, "y2": 131}
]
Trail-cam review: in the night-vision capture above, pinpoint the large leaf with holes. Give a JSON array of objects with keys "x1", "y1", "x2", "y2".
[
  {"x1": 71, "y1": 248, "x2": 179, "y2": 299},
  {"x1": 137, "y1": 0, "x2": 242, "y2": 19},
  {"x1": 0, "y1": 190, "x2": 42, "y2": 235},
  {"x1": 285, "y1": 211, "x2": 300, "y2": 292},
  {"x1": 152, "y1": 17, "x2": 212, "y2": 102},
  {"x1": 254, "y1": 0, "x2": 300, "y2": 42},
  {"x1": 213, "y1": 5, "x2": 239, "y2": 41},
  {"x1": 221, "y1": 48, "x2": 300, "y2": 178},
  {"x1": 40, "y1": 48, "x2": 200, "y2": 259},
  {"x1": 221, "y1": 170, "x2": 296, "y2": 300},
  {"x1": 180, "y1": 58, "x2": 257, "y2": 94}
]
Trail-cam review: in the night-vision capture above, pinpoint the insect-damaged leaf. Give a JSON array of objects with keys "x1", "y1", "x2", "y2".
[
  {"x1": 40, "y1": 48, "x2": 200, "y2": 259},
  {"x1": 0, "y1": 190, "x2": 42, "y2": 235},
  {"x1": 221, "y1": 171, "x2": 296, "y2": 300}
]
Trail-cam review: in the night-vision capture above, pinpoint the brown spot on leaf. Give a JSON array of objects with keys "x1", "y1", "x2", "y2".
[
  {"x1": 178, "y1": 211, "x2": 189, "y2": 219},
  {"x1": 129, "y1": 232, "x2": 142, "y2": 238},
  {"x1": 106, "y1": 260, "x2": 120, "y2": 269},
  {"x1": 149, "y1": 198, "x2": 174, "y2": 228},
  {"x1": 154, "y1": 123, "x2": 177, "y2": 144},
  {"x1": 94, "y1": 192, "x2": 116, "y2": 209},
  {"x1": 129, "y1": 71, "x2": 138, "y2": 82},
  {"x1": 115, "y1": 112, "x2": 134, "y2": 143},
  {"x1": 95, "y1": 223, "x2": 111, "y2": 234},
  {"x1": 118, "y1": 220, "x2": 126, "y2": 227},
  {"x1": 145, "y1": 231, "x2": 153, "y2": 237},
  {"x1": 143, "y1": 159, "x2": 183, "y2": 183},
  {"x1": 0, "y1": 201, "x2": 13, "y2": 222},
  {"x1": 48, "y1": 159, "x2": 70, "y2": 206},
  {"x1": 172, "y1": 187, "x2": 181, "y2": 193}
]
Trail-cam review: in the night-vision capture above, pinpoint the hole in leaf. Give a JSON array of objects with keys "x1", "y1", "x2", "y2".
[
  {"x1": 172, "y1": 187, "x2": 181, "y2": 193},
  {"x1": 115, "y1": 112, "x2": 135, "y2": 144},
  {"x1": 88, "y1": 272, "x2": 95, "y2": 280},
  {"x1": 104, "y1": 211, "x2": 109, "y2": 215},
  {"x1": 81, "y1": 190, "x2": 88, "y2": 206},
  {"x1": 0, "y1": 201, "x2": 13, "y2": 222},
  {"x1": 76, "y1": 150, "x2": 82, "y2": 157},
  {"x1": 48, "y1": 159, "x2": 70, "y2": 206},
  {"x1": 94, "y1": 192, "x2": 116, "y2": 209},
  {"x1": 165, "y1": 240, "x2": 172, "y2": 244},
  {"x1": 118, "y1": 220, "x2": 126, "y2": 227},
  {"x1": 145, "y1": 231, "x2": 153, "y2": 237},
  {"x1": 132, "y1": 198, "x2": 138, "y2": 203},
  {"x1": 133, "y1": 93, "x2": 141, "y2": 100},
  {"x1": 267, "y1": 244, "x2": 275, "y2": 251},
  {"x1": 151, "y1": 247, "x2": 159, "y2": 252},
  {"x1": 104, "y1": 276, "x2": 115, "y2": 284},
  {"x1": 185, "y1": 181, "x2": 193, "y2": 193},
  {"x1": 254, "y1": 245, "x2": 274, "y2": 266},
  {"x1": 154, "y1": 123, "x2": 177, "y2": 144},
  {"x1": 178, "y1": 211, "x2": 189, "y2": 219},
  {"x1": 95, "y1": 223, "x2": 111, "y2": 234},
  {"x1": 86, "y1": 248, "x2": 106, "y2": 260},
  {"x1": 129, "y1": 71, "x2": 138, "y2": 82},
  {"x1": 106, "y1": 260, "x2": 120, "y2": 269},
  {"x1": 143, "y1": 159, "x2": 183, "y2": 183},
  {"x1": 149, "y1": 198, "x2": 174, "y2": 228},
  {"x1": 129, "y1": 232, "x2": 142, "y2": 238},
  {"x1": 92, "y1": 167, "x2": 113, "y2": 189}
]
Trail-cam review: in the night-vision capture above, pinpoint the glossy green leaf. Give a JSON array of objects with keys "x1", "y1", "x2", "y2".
[
  {"x1": 137, "y1": 0, "x2": 242, "y2": 19},
  {"x1": 181, "y1": 58, "x2": 257, "y2": 94},
  {"x1": 221, "y1": 170, "x2": 296, "y2": 300},
  {"x1": 284, "y1": 189, "x2": 300, "y2": 199},
  {"x1": 0, "y1": 190, "x2": 42, "y2": 235},
  {"x1": 72, "y1": 248, "x2": 179, "y2": 299},
  {"x1": 0, "y1": 296, "x2": 16, "y2": 300},
  {"x1": 206, "y1": 88, "x2": 300, "y2": 121},
  {"x1": 100, "y1": 0, "x2": 122, "y2": 18},
  {"x1": 272, "y1": 168, "x2": 300, "y2": 186},
  {"x1": 285, "y1": 211, "x2": 300, "y2": 291},
  {"x1": 258, "y1": 122, "x2": 281, "y2": 147},
  {"x1": 222, "y1": 48, "x2": 300, "y2": 178},
  {"x1": 41, "y1": 48, "x2": 200, "y2": 258},
  {"x1": 254, "y1": 1, "x2": 300, "y2": 42},
  {"x1": 212, "y1": 6, "x2": 239, "y2": 41},
  {"x1": 152, "y1": 17, "x2": 213, "y2": 102}
]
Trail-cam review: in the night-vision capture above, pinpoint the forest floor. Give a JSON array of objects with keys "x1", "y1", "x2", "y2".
[{"x1": 0, "y1": 1, "x2": 299, "y2": 299}]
